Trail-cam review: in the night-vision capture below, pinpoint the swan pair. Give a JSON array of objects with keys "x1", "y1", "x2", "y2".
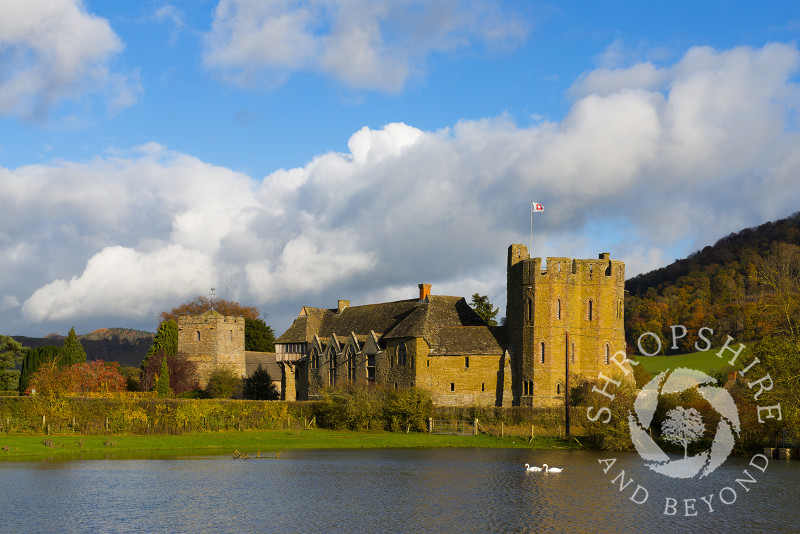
[{"x1": 524, "y1": 463, "x2": 563, "y2": 473}]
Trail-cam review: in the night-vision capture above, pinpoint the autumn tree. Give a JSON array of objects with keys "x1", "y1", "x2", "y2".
[
  {"x1": 140, "y1": 350, "x2": 198, "y2": 394},
  {"x1": 18, "y1": 345, "x2": 60, "y2": 394},
  {"x1": 159, "y1": 296, "x2": 261, "y2": 323},
  {"x1": 470, "y1": 293, "x2": 499, "y2": 326},
  {"x1": 61, "y1": 327, "x2": 87, "y2": 366},
  {"x1": 27, "y1": 360, "x2": 126, "y2": 396},
  {"x1": 0, "y1": 335, "x2": 24, "y2": 391}
]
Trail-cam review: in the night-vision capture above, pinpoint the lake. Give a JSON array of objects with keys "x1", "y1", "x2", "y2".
[{"x1": 0, "y1": 448, "x2": 797, "y2": 533}]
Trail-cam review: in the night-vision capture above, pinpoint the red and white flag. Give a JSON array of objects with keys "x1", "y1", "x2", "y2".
[{"x1": 531, "y1": 202, "x2": 544, "y2": 213}]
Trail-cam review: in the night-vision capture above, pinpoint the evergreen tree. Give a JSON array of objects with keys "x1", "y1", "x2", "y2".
[
  {"x1": 245, "y1": 318, "x2": 276, "y2": 352},
  {"x1": 0, "y1": 336, "x2": 24, "y2": 391},
  {"x1": 60, "y1": 327, "x2": 87, "y2": 366},
  {"x1": 142, "y1": 319, "x2": 178, "y2": 370},
  {"x1": 243, "y1": 364, "x2": 280, "y2": 400},
  {"x1": 18, "y1": 345, "x2": 61, "y2": 394},
  {"x1": 155, "y1": 357, "x2": 171, "y2": 397},
  {"x1": 470, "y1": 293, "x2": 499, "y2": 326}
]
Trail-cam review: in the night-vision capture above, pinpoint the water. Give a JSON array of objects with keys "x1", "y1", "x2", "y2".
[{"x1": 0, "y1": 448, "x2": 797, "y2": 533}]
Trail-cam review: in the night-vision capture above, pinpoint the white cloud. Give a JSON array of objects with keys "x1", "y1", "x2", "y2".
[
  {"x1": 4, "y1": 42, "x2": 800, "y2": 334},
  {"x1": 0, "y1": 0, "x2": 138, "y2": 118},
  {"x1": 203, "y1": 0, "x2": 528, "y2": 91}
]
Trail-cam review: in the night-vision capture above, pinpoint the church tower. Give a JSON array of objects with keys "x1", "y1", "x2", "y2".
[
  {"x1": 177, "y1": 309, "x2": 246, "y2": 387},
  {"x1": 506, "y1": 245, "x2": 626, "y2": 407}
]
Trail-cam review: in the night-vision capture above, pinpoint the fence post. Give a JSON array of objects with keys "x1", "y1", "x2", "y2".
[
  {"x1": 501, "y1": 422, "x2": 504, "y2": 437},
  {"x1": 474, "y1": 418, "x2": 478, "y2": 436},
  {"x1": 428, "y1": 417, "x2": 433, "y2": 433}
]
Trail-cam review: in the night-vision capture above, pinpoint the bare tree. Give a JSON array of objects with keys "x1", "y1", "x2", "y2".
[{"x1": 662, "y1": 406, "x2": 705, "y2": 458}]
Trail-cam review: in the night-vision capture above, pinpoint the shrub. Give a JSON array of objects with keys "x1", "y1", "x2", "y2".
[
  {"x1": 27, "y1": 360, "x2": 127, "y2": 396},
  {"x1": 206, "y1": 368, "x2": 241, "y2": 399}
]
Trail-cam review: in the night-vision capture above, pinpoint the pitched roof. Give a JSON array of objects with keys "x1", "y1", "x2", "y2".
[{"x1": 276, "y1": 295, "x2": 503, "y2": 355}]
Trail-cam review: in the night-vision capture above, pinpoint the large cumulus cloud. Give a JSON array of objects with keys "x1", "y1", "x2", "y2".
[{"x1": 3, "y1": 42, "x2": 800, "y2": 333}]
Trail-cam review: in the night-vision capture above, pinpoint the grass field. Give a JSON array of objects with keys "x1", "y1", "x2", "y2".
[
  {"x1": 634, "y1": 348, "x2": 738, "y2": 376},
  {"x1": 0, "y1": 429, "x2": 579, "y2": 461}
]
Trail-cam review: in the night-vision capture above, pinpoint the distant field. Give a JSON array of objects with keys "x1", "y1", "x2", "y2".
[{"x1": 633, "y1": 348, "x2": 736, "y2": 376}]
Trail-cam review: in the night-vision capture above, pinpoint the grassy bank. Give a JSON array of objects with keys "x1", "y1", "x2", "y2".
[{"x1": 0, "y1": 428, "x2": 580, "y2": 461}]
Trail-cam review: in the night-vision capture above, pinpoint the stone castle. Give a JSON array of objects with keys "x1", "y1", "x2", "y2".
[{"x1": 273, "y1": 244, "x2": 628, "y2": 407}]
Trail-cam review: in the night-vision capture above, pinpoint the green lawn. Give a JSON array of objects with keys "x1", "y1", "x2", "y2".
[
  {"x1": 633, "y1": 348, "x2": 736, "y2": 376},
  {"x1": 0, "y1": 429, "x2": 578, "y2": 461}
]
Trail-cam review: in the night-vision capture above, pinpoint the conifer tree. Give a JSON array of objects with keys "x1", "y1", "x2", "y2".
[
  {"x1": 18, "y1": 345, "x2": 61, "y2": 393},
  {"x1": 61, "y1": 327, "x2": 87, "y2": 366},
  {"x1": 155, "y1": 357, "x2": 171, "y2": 397},
  {"x1": 142, "y1": 320, "x2": 178, "y2": 370},
  {"x1": 0, "y1": 335, "x2": 24, "y2": 391},
  {"x1": 243, "y1": 364, "x2": 280, "y2": 400}
]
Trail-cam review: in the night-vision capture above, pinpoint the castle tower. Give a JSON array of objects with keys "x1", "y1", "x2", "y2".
[
  {"x1": 177, "y1": 309, "x2": 246, "y2": 387},
  {"x1": 506, "y1": 245, "x2": 626, "y2": 407}
]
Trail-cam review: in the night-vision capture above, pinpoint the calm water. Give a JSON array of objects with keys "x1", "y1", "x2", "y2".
[{"x1": 0, "y1": 448, "x2": 797, "y2": 533}]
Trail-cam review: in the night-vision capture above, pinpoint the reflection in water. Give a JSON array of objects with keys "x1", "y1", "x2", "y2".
[{"x1": 0, "y1": 448, "x2": 797, "y2": 533}]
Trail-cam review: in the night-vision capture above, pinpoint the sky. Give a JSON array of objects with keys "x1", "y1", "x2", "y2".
[{"x1": 2, "y1": 1, "x2": 800, "y2": 337}]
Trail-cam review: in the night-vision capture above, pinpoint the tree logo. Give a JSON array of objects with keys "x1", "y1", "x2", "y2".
[{"x1": 628, "y1": 367, "x2": 741, "y2": 479}]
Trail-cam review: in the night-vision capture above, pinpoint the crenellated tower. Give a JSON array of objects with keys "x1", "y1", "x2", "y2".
[{"x1": 506, "y1": 245, "x2": 626, "y2": 407}]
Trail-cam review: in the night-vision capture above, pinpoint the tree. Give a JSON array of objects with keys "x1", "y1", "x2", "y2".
[
  {"x1": 245, "y1": 318, "x2": 276, "y2": 352},
  {"x1": 141, "y1": 319, "x2": 178, "y2": 371},
  {"x1": 470, "y1": 293, "x2": 499, "y2": 326},
  {"x1": 206, "y1": 367, "x2": 241, "y2": 399},
  {"x1": 160, "y1": 296, "x2": 261, "y2": 323},
  {"x1": 140, "y1": 350, "x2": 197, "y2": 394},
  {"x1": 155, "y1": 357, "x2": 171, "y2": 397},
  {"x1": 750, "y1": 243, "x2": 800, "y2": 337},
  {"x1": 61, "y1": 327, "x2": 87, "y2": 366},
  {"x1": 27, "y1": 360, "x2": 126, "y2": 396},
  {"x1": 0, "y1": 336, "x2": 24, "y2": 391},
  {"x1": 661, "y1": 406, "x2": 706, "y2": 458},
  {"x1": 18, "y1": 345, "x2": 61, "y2": 393},
  {"x1": 242, "y1": 364, "x2": 280, "y2": 400}
]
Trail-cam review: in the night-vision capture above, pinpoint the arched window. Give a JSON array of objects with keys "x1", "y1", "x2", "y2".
[
  {"x1": 195, "y1": 331, "x2": 200, "y2": 341},
  {"x1": 397, "y1": 343, "x2": 407, "y2": 366},
  {"x1": 523, "y1": 379, "x2": 534, "y2": 396},
  {"x1": 329, "y1": 351, "x2": 338, "y2": 385},
  {"x1": 230, "y1": 330, "x2": 233, "y2": 341},
  {"x1": 588, "y1": 300, "x2": 594, "y2": 321},
  {"x1": 539, "y1": 342, "x2": 545, "y2": 364},
  {"x1": 556, "y1": 383, "x2": 561, "y2": 395},
  {"x1": 347, "y1": 347, "x2": 356, "y2": 381},
  {"x1": 604, "y1": 344, "x2": 610, "y2": 365},
  {"x1": 556, "y1": 299, "x2": 562, "y2": 320}
]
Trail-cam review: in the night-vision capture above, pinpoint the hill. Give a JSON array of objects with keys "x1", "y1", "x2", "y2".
[
  {"x1": 624, "y1": 211, "x2": 800, "y2": 354},
  {"x1": 13, "y1": 328, "x2": 153, "y2": 368}
]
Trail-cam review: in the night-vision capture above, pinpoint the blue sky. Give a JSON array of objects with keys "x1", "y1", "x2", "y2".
[{"x1": 2, "y1": 0, "x2": 800, "y2": 337}]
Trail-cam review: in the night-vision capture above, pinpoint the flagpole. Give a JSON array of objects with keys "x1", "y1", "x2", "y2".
[{"x1": 530, "y1": 201, "x2": 533, "y2": 253}]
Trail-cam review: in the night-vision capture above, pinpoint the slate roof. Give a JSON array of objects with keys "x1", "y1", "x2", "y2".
[
  {"x1": 244, "y1": 351, "x2": 282, "y2": 380},
  {"x1": 277, "y1": 295, "x2": 505, "y2": 356}
]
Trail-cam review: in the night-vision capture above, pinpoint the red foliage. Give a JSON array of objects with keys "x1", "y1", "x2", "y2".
[
  {"x1": 27, "y1": 360, "x2": 127, "y2": 395},
  {"x1": 140, "y1": 350, "x2": 198, "y2": 394}
]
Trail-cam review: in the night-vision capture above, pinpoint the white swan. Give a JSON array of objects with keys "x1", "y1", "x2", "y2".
[
  {"x1": 524, "y1": 463, "x2": 542, "y2": 472},
  {"x1": 542, "y1": 463, "x2": 563, "y2": 473}
]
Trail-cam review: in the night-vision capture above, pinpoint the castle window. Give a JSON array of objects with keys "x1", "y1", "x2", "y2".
[
  {"x1": 527, "y1": 298, "x2": 533, "y2": 323},
  {"x1": 195, "y1": 331, "x2": 200, "y2": 341},
  {"x1": 482, "y1": 383, "x2": 485, "y2": 392},
  {"x1": 311, "y1": 348, "x2": 319, "y2": 370},
  {"x1": 329, "y1": 351, "x2": 338, "y2": 385},
  {"x1": 450, "y1": 383, "x2": 455, "y2": 391},
  {"x1": 587, "y1": 300, "x2": 594, "y2": 321},
  {"x1": 347, "y1": 347, "x2": 356, "y2": 381},
  {"x1": 426, "y1": 359, "x2": 430, "y2": 367},
  {"x1": 366, "y1": 354, "x2": 376, "y2": 381},
  {"x1": 397, "y1": 343, "x2": 407, "y2": 366},
  {"x1": 465, "y1": 356, "x2": 470, "y2": 368},
  {"x1": 556, "y1": 383, "x2": 561, "y2": 395},
  {"x1": 571, "y1": 342, "x2": 576, "y2": 364},
  {"x1": 229, "y1": 330, "x2": 233, "y2": 341},
  {"x1": 556, "y1": 299, "x2": 561, "y2": 320},
  {"x1": 605, "y1": 344, "x2": 610, "y2": 365},
  {"x1": 540, "y1": 342, "x2": 545, "y2": 364},
  {"x1": 588, "y1": 264, "x2": 594, "y2": 278},
  {"x1": 523, "y1": 379, "x2": 533, "y2": 396}
]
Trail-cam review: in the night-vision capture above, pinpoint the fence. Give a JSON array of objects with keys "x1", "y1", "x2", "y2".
[{"x1": 428, "y1": 418, "x2": 477, "y2": 435}]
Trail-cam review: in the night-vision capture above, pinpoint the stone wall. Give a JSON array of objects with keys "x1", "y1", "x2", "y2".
[
  {"x1": 416, "y1": 352, "x2": 513, "y2": 407},
  {"x1": 177, "y1": 311, "x2": 245, "y2": 387}
]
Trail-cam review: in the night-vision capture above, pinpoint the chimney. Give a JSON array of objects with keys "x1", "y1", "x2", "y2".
[
  {"x1": 337, "y1": 300, "x2": 349, "y2": 313},
  {"x1": 419, "y1": 283, "x2": 431, "y2": 301}
]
